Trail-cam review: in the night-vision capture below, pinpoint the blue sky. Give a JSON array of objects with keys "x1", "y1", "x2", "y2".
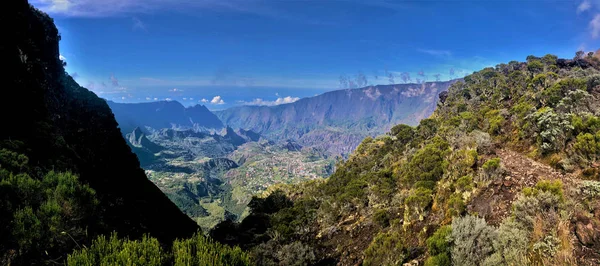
[{"x1": 32, "y1": 0, "x2": 600, "y2": 109}]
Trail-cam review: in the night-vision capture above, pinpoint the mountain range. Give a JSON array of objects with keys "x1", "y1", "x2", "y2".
[
  {"x1": 6, "y1": 1, "x2": 600, "y2": 265},
  {"x1": 107, "y1": 100, "x2": 223, "y2": 134},
  {"x1": 110, "y1": 81, "x2": 457, "y2": 156}
]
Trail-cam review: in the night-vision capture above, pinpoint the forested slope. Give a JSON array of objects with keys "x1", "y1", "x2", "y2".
[
  {"x1": 0, "y1": 1, "x2": 223, "y2": 264},
  {"x1": 211, "y1": 53, "x2": 600, "y2": 265}
]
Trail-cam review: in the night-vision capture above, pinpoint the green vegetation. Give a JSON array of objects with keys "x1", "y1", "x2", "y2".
[
  {"x1": 208, "y1": 52, "x2": 600, "y2": 265},
  {"x1": 143, "y1": 138, "x2": 335, "y2": 231},
  {"x1": 425, "y1": 226, "x2": 452, "y2": 266},
  {"x1": 7, "y1": 2, "x2": 600, "y2": 263},
  {"x1": 0, "y1": 150, "x2": 100, "y2": 264},
  {"x1": 67, "y1": 233, "x2": 250, "y2": 266}
]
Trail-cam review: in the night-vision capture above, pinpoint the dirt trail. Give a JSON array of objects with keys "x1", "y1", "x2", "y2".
[{"x1": 469, "y1": 149, "x2": 578, "y2": 225}]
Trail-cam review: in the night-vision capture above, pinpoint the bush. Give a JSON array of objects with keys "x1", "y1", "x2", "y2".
[
  {"x1": 523, "y1": 180, "x2": 564, "y2": 203},
  {"x1": 68, "y1": 233, "x2": 251, "y2": 266},
  {"x1": 426, "y1": 225, "x2": 452, "y2": 257},
  {"x1": 276, "y1": 241, "x2": 316, "y2": 266},
  {"x1": 404, "y1": 187, "x2": 433, "y2": 223},
  {"x1": 425, "y1": 253, "x2": 451, "y2": 266},
  {"x1": 363, "y1": 232, "x2": 407, "y2": 266},
  {"x1": 172, "y1": 233, "x2": 251, "y2": 266},
  {"x1": 532, "y1": 235, "x2": 561, "y2": 258},
  {"x1": 483, "y1": 220, "x2": 529, "y2": 266},
  {"x1": 525, "y1": 107, "x2": 573, "y2": 154},
  {"x1": 451, "y1": 215, "x2": 496, "y2": 266},
  {"x1": 581, "y1": 181, "x2": 600, "y2": 199},
  {"x1": 447, "y1": 194, "x2": 466, "y2": 218},
  {"x1": 574, "y1": 132, "x2": 600, "y2": 162},
  {"x1": 484, "y1": 110, "x2": 505, "y2": 135},
  {"x1": 479, "y1": 158, "x2": 503, "y2": 182},
  {"x1": 527, "y1": 60, "x2": 544, "y2": 73},
  {"x1": 482, "y1": 158, "x2": 501, "y2": 170},
  {"x1": 403, "y1": 137, "x2": 449, "y2": 185},
  {"x1": 67, "y1": 233, "x2": 165, "y2": 266},
  {"x1": 373, "y1": 209, "x2": 390, "y2": 227},
  {"x1": 512, "y1": 182, "x2": 563, "y2": 230},
  {"x1": 456, "y1": 175, "x2": 474, "y2": 192}
]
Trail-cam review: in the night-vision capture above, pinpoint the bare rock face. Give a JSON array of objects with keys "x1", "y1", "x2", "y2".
[
  {"x1": 574, "y1": 214, "x2": 600, "y2": 248},
  {"x1": 215, "y1": 80, "x2": 460, "y2": 156}
]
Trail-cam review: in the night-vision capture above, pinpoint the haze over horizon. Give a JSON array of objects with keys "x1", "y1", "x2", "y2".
[{"x1": 31, "y1": 0, "x2": 600, "y2": 109}]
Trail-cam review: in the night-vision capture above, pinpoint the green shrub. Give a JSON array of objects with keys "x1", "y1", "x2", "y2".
[
  {"x1": 572, "y1": 115, "x2": 600, "y2": 135},
  {"x1": 483, "y1": 220, "x2": 529, "y2": 266},
  {"x1": 527, "y1": 60, "x2": 544, "y2": 73},
  {"x1": 574, "y1": 132, "x2": 600, "y2": 162},
  {"x1": 513, "y1": 182, "x2": 563, "y2": 229},
  {"x1": 451, "y1": 215, "x2": 496, "y2": 266},
  {"x1": 67, "y1": 233, "x2": 165, "y2": 266},
  {"x1": 373, "y1": 209, "x2": 390, "y2": 227},
  {"x1": 447, "y1": 194, "x2": 466, "y2": 217},
  {"x1": 363, "y1": 232, "x2": 407, "y2": 266},
  {"x1": 404, "y1": 187, "x2": 433, "y2": 223},
  {"x1": 389, "y1": 124, "x2": 415, "y2": 145},
  {"x1": 403, "y1": 137, "x2": 449, "y2": 185},
  {"x1": 425, "y1": 253, "x2": 451, "y2": 266},
  {"x1": 480, "y1": 158, "x2": 503, "y2": 182},
  {"x1": 426, "y1": 225, "x2": 452, "y2": 257},
  {"x1": 484, "y1": 110, "x2": 505, "y2": 135},
  {"x1": 482, "y1": 158, "x2": 501, "y2": 170},
  {"x1": 456, "y1": 175, "x2": 474, "y2": 192},
  {"x1": 523, "y1": 180, "x2": 564, "y2": 203},
  {"x1": 172, "y1": 233, "x2": 251, "y2": 266}
]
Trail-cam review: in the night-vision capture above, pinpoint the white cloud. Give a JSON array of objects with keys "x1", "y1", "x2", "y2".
[
  {"x1": 168, "y1": 88, "x2": 183, "y2": 92},
  {"x1": 210, "y1": 96, "x2": 225, "y2": 105},
  {"x1": 59, "y1": 54, "x2": 67, "y2": 61},
  {"x1": 145, "y1": 97, "x2": 151, "y2": 100},
  {"x1": 183, "y1": 97, "x2": 187, "y2": 100},
  {"x1": 200, "y1": 98, "x2": 209, "y2": 103},
  {"x1": 591, "y1": 14, "x2": 600, "y2": 38},
  {"x1": 578, "y1": 0, "x2": 592, "y2": 13},
  {"x1": 154, "y1": 97, "x2": 158, "y2": 101},
  {"x1": 240, "y1": 96, "x2": 300, "y2": 106},
  {"x1": 121, "y1": 96, "x2": 126, "y2": 100},
  {"x1": 417, "y1": 48, "x2": 452, "y2": 57},
  {"x1": 189, "y1": 97, "x2": 194, "y2": 100},
  {"x1": 29, "y1": 0, "x2": 333, "y2": 26},
  {"x1": 165, "y1": 98, "x2": 173, "y2": 101}
]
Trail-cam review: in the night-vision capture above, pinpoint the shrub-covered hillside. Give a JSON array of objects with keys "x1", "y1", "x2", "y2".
[
  {"x1": 0, "y1": 1, "x2": 233, "y2": 264},
  {"x1": 211, "y1": 52, "x2": 600, "y2": 265}
]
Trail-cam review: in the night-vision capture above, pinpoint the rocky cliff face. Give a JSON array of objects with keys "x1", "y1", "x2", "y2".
[{"x1": 216, "y1": 81, "x2": 458, "y2": 155}]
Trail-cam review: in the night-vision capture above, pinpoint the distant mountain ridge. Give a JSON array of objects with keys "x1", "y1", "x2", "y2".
[
  {"x1": 107, "y1": 100, "x2": 223, "y2": 134},
  {"x1": 216, "y1": 81, "x2": 458, "y2": 155}
]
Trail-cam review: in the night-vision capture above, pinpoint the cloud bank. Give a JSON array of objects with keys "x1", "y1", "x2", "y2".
[{"x1": 239, "y1": 96, "x2": 300, "y2": 106}]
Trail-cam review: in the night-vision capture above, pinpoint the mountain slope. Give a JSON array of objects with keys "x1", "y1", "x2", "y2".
[
  {"x1": 216, "y1": 81, "x2": 457, "y2": 155},
  {"x1": 108, "y1": 100, "x2": 223, "y2": 134},
  {"x1": 210, "y1": 54, "x2": 600, "y2": 265},
  {"x1": 1, "y1": 1, "x2": 198, "y2": 263}
]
